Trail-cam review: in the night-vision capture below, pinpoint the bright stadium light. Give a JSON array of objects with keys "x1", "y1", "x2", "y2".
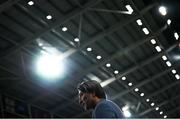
[
  {"x1": 125, "y1": 5, "x2": 134, "y2": 14},
  {"x1": 159, "y1": 6, "x2": 167, "y2": 16},
  {"x1": 28, "y1": 1, "x2": 34, "y2": 6},
  {"x1": 35, "y1": 53, "x2": 64, "y2": 80},
  {"x1": 136, "y1": 19, "x2": 142, "y2": 26},
  {"x1": 167, "y1": 19, "x2": 171, "y2": 25},
  {"x1": 122, "y1": 105, "x2": 131, "y2": 117},
  {"x1": 174, "y1": 32, "x2": 179, "y2": 40},
  {"x1": 123, "y1": 110, "x2": 131, "y2": 117}
]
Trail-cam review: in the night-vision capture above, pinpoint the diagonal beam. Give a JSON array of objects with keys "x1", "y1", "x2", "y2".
[
  {"x1": 0, "y1": 0, "x2": 103, "y2": 59},
  {"x1": 135, "y1": 102, "x2": 141, "y2": 113},
  {"x1": 0, "y1": 3, "x2": 156, "y2": 60},
  {"x1": 0, "y1": 0, "x2": 21, "y2": 13}
]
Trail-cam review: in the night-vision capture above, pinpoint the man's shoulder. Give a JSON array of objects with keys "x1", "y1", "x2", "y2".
[{"x1": 97, "y1": 99, "x2": 117, "y2": 108}]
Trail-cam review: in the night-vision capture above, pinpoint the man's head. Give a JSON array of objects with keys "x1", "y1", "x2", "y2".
[{"x1": 77, "y1": 80, "x2": 106, "y2": 110}]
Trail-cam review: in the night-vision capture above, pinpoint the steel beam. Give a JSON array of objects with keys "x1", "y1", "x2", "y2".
[{"x1": 0, "y1": 0, "x2": 103, "y2": 59}]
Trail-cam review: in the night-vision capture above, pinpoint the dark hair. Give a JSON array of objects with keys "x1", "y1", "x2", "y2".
[{"x1": 77, "y1": 80, "x2": 106, "y2": 99}]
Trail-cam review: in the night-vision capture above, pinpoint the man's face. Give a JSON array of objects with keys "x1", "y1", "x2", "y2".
[{"x1": 78, "y1": 90, "x2": 94, "y2": 110}]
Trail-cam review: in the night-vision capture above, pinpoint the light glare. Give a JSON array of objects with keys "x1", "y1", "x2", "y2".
[
  {"x1": 135, "y1": 88, "x2": 139, "y2": 92},
  {"x1": 38, "y1": 42, "x2": 43, "y2": 47},
  {"x1": 142, "y1": 28, "x2": 149, "y2": 35},
  {"x1": 114, "y1": 70, "x2": 119, "y2": 74},
  {"x1": 160, "y1": 111, "x2": 163, "y2": 115},
  {"x1": 123, "y1": 110, "x2": 131, "y2": 117},
  {"x1": 28, "y1": 1, "x2": 34, "y2": 5},
  {"x1": 174, "y1": 32, "x2": 179, "y2": 40},
  {"x1": 159, "y1": 6, "x2": 167, "y2": 16},
  {"x1": 125, "y1": 5, "x2": 133, "y2": 14},
  {"x1": 122, "y1": 76, "x2": 126, "y2": 80},
  {"x1": 172, "y1": 69, "x2": 176, "y2": 74},
  {"x1": 140, "y1": 93, "x2": 144, "y2": 97},
  {"x1": 155, "y1": 46, "x2": 162, "y2": 52},
  {"x1": 74, "y1": 38, "x2": 79, "y2": 42},
  {"x1": 150, "y1": 39, "x2": 156, "y2": 44},
  {"x1": 146, "y1": 99, "x2": 150, "y2": 102},
  {"x1": 167, "y1": 19, "x2": 171, "y2": 25},
  {"x1": 87, "y1": 47, "x2": 92, "y2": 52},
  {"x1": 162, "y1": 55, "x2": 167, "y2": 61},
  {"x1": 62, "y1": 27, "x2": 68, "y2": 31},
  {"x1": 96, "y1": 55, "x2": 102, "y2": 60},
  {"x1": 175, "y1": 74, "x2": 180, "y2": 80},
  {"x1": 106, "y1": 63, "x2": 111, "y2": 67},
  {"x1": 136, "y1": 19, "x2": 142, "y2": 26},
  {"x1": 128, "y1": 82, "x2": 133, "y2": 86},
  {"x1": 156, "y1": 107, "x2": 159, "y2": 110},
  {"x1": 36, "y1": 54, "x2": 64, "y2": 79},
  {"x1": 166, "y1": 61, "x2": 172, "y2": 67},
  {"x1": 151, "y1": 103, "x2": 155, "y2": 106},
  {"x1": 46, "y1": 15, "x2": 52, "y2": 20}
]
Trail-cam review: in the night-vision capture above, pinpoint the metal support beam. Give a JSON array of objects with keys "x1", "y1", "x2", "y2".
[
  {"x1": 60, "y1": 3, "x2": 156, "y2": 59},
  {"x1": 136, "y1": 102, "x2": 141, "y2": 113},
  {"x1": 88, "y1": 8, "x2": 134, "y2": 15},
  {"x1": 0, "y1": 0, "x2": 103, "y2": 59}
]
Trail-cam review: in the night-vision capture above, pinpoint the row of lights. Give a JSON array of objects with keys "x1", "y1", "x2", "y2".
[
  {"x1": 157, "y1": 7, "x2": 180, "y2": 80},
  {"x1": 136, "y1": 7, "x2": 168, "y2": 118},
  {"x1": 134, "y1": 15, "x2": 171, "y2": 118},
  {"x1": 133, "y1": 6, "x2": 180, "y2": 118},
  {"x1": 134, "y1": 87, "x2": 167, "y2": 117},
  {"x1": 136, "y1": 18, "x2": 168, "y2": 118}
]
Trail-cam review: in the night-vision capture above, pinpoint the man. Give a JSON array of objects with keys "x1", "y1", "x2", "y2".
[{"x1": 77, "y1": 80, "x2": 124, "y2": 118}]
